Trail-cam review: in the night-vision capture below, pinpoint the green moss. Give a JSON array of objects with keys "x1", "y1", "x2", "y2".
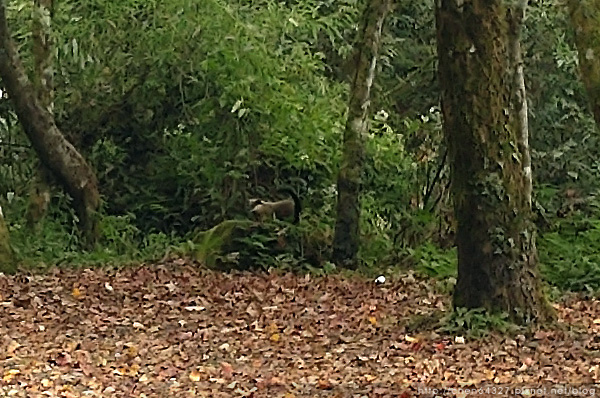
[{"x1": 192, "y1": 220, "x2": 255, "y2": 268}]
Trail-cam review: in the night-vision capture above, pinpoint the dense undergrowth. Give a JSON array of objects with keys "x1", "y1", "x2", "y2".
[{"x1": 5, "y1": 189, "x2": 600, "y2": 298}]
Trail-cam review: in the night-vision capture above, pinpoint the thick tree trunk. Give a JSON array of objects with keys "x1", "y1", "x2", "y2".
[
  {"x1": 26, "y1": 0, "x2": 54, "y2": 230},
  {"x1": 436, "y1": 0, "x2": 553, "y2": 324},
  {"x1": 567, "y1": 0, "x2": 600, "y2": 128},
  {"x1": 0, "y1": 205, "x2": 16, "y2": 274},
  {"x1": 332, "y1": 0, "x2": 390, "y2": 268},
  {"x1": 0, "y1": 0, "x2": 100, "y2": 246}
]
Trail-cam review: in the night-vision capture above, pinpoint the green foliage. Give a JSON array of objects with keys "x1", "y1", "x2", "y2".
[
  {"x1": 6, "y1": 196, "x2": 173, "y2": 267},
  {"x1": 45, "y1": 0, "x2": 348, "y2": 232},
  {"x1": 440, "y1": 307, "x2": 518, "y2": 338},
  {"x1": 525, "y1": 1, "x2": 600, "y2": 187},
  {"x1": 4, "y1": 0, "x2": 600, "y2": 293},
  {"x1": 539, "y1": 212, "x2": 600, "y2": 292},
  {"x1": 191, "y1": 219, "x2": 260, "y2": 269},
  {"x1": 378, "y1": 1, "x2": 437, "y2": 117},
  {"x1": 3, "y1": 0, "x2": 440, "y2": 270},
  {"x1": 412, "y1": 242, "x2": 457, "y2": 279},
  {"x1": 188, "y1": 215, "x2": 337, "y2": 272},
  {"x1": 359, "y1": 108, "x2": 446, "y2": 266}
]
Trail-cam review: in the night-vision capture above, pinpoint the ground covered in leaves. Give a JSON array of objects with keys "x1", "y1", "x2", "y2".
[{"x1": 1, "y1": 262, "x2": 600, "y2": 397}]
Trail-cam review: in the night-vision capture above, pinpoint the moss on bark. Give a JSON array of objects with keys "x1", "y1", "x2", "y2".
[{"x1": 436, "y1": 0, "x2": 554, "y2": 324}]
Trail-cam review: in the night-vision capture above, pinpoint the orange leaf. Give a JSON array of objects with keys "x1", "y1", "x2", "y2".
[
  {"x1": 189, "y1": 370, "x2": 202, "y2": 382},
  {"x1": 72, "y1": 287, "x2": 82, "y2": 299},
  {"x1": 270, "y1": 333, "x2": 280, "y2": 342},
  {"x1": 128, "y1": 364, "x2": 140, "y2": 376},
  {"x1": 317, "y1": 379, "x2": 333, "y2": 390},
  {"x1": 3, "y1": 369, "x2": 19, "y2": 382}
]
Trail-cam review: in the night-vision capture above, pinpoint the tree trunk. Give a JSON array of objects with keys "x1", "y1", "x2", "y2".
[
  {"x1": 436, "y1": 0, "x2": 553, "y2": 324},
  {"x1": 0, "y1": 205, "x2": 16, "y2": 274},
  {"x1": 26, "y1": 0, "x2": 54, "y2": 230},
  {"x1": 508, "y1": 0, "x2": 532, "y2": 207},
  {"x1": 0, "y1": 0, "x2": 100, "y2": 246},
  {"x1": 332, "y1": 0, "x2": 390, "y2": 268},
  {"x1": 567, "y1": 0, "x2": 600, "y2": 128}
]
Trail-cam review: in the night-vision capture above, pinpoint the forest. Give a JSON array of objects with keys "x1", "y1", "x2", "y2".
[{"x1": 1, "y1": 0, "x2": 600, "y2": 396}]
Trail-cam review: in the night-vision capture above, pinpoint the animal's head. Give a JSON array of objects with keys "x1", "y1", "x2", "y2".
[
  {"x1": 248, "y1": 198, "x2": 266, "y2": 220},
  {"x1": 248, "y1": 198, "x2": 262, "y2": 208}
]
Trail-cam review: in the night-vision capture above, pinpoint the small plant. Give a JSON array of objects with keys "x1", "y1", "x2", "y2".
[
  {"x1": 412, "y1": 242, "x2": 457, "y2": 279},
  {"x1": 440, "y1": 307, "x2": 518, "y2": 338}
]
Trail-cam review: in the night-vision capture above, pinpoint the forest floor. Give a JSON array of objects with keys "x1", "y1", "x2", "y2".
[{"x1": 1, "y1": 261, "x2": 599, "y2": 398}]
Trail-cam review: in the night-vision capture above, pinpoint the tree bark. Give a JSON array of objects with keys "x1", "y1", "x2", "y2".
[
  {"x1": 332, "y1": 0, "x2": 390, "y2": 268},
  {"x1": 436, "y1": 0, "x2": 553, "y2": 324},
  {"x1": 0, "y1": 0, "x2": 100, "y2": 246},
  {"x1": 0, "y1": 205, "x2": 16, "y2": 274},
  {"x1": 508, "y1": 0, "x2": 532, "y2": 207},
  {"x1": 26, "y1": 0, "x2": 54, "y2": 230},
  {"x1": 567, "y1": 0, "x2": 600, "y2": 128}
]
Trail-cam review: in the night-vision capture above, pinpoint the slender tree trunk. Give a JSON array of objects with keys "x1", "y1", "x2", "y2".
[
  {"x1": 567, "y1": 0, "x2": 600, "y2": 128},
  {"x1": 436, "y1": 0, "x2": 553, "y2": 324},
  {"x1": 0, "y1": 205, "x2": 16, "y2": 274},
  {"x1": 508, "y1": 0, "x2": 532, "y2": 207},
  {"x1": 0, "y1": 0, "x2": 100, "y2": 246},
  {"x1": 332, "y1": 0, "x2": 390, "y2": 268},
  {"x1": 26, "y1": 0, "x2": 54, "y2": 230}
]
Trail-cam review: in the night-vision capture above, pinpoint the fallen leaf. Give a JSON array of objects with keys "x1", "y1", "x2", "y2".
[
  {"x1": 184, "y1": 306, "x2": 206, "y2": 311},
  {"x1": 221, "y1": 362, "x2": 233, "y2": 378},
  {"x1": 267, "y1": 322, "x2": 279, "y2": 334},
  {"x1": 72, "y1": 287, "x2": 82, "y2": 299},
  {"x1": 189, "y1": 370, "x2": 202, "y2": 382},
  {"x1": 3, "y1": 369, "x2": 19, "y2": 382},
  {"x1": 317, "y1": 379, "x2": 333, "y2": 390}
]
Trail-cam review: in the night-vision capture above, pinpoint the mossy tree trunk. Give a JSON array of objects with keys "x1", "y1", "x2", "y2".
[
  {"x1": 567, "y1": 0, "x2": 600, "y2": 128},
  {"x1": 332, "y1": 0, "x2": 391, "y2": 268},
  {"x1": 0, "y1": 0, "x2": 100, "y2": 246},
  {"x1": 26, "y1": 0, "x2": 54, "y2": 230},
  {"x1": 436, "y1": 0, "x2": 553, "y2": 324},
  {"x1": 0, "y1": 206, "x2": 16, "y2": 274}
]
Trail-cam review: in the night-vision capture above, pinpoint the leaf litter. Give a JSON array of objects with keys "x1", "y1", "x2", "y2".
[{"x1": 0, "y1": 263, "x2": 599, "y2": 397}]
